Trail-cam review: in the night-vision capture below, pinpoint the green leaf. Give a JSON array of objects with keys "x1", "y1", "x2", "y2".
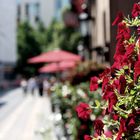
[
  {"x1": 130, "y1": 89, "x2": 136, "y2": 95},
  {"x1": 95, "y1": 100, "x2": 100, "y2": 107}
]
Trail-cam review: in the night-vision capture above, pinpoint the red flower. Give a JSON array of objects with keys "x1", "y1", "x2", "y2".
[
  {"x1": 84, "y1": 135, "x2": 92, "y2": 140},
  {"x1": 132, "y1": 3, "x2": 140, "y2": 18},
  {"x1": 137, "y1": 26, "x2": 140, "y2": 36},
  {"x1": 117, "y1": 118, "x2": 127, "y2": 140},
  {"x1": 102, "y1": 77, "x2": 109, "y2": 92},
  {"x1": 94, "y1": 119, "x2": 104, "y2": 136},
  {"x1": 119, "y1": 75, "x2": 126, "y2": 95},
  {"x1": 113, "y1": 79, "x2": 119, "y2": 89},
  {"x1": 104, "y1": 130, "x2": 112, "y2": 138},
  {"x1": 126, "y1": 116, "x2": 135, "y2": 132},
  {"x1": 80, "y1": 124, "x2": 88, "y2": 130},
  {"x1": 102, "y1": 84, "x2": 117, "y2": 112},
  {"x1": 112, "y1": 114, "x2": 119, "y2": 121},
  {"x1": 76, "y1": 103, "x2": 92, "y2": 120},
  {"x1": 136, "y1": 109, "x2": 140, "y2": 116},
  {"x1": 108, "y1": 92, "x2": 118, "y2": 112},
  {"x1": 99, "y1": 68, "x2": 110, "y2": 79},
  {"x1": 111, "y1": 60, "x2": 122, "y2": 70},
  {"x1": 125, "y1": 44, "x2": 135, "y2": 59},
  {"x1": 112, "y1": 11, "x2": 124, "y2": 26},
  {"x1": 116, "y1": 22, "x2": 130, "y2": 41},
  {"x1": 134, "y1": 56, "x2": 140, "y2": 80},
  {"x1": 103, "y1": 85, "x2": 114, "y2": 100},
  {"x1": 115, "y1": 41, "x2": 126, "y2": 56},
  {"x1": 90, "y1": 76, "x2": 99, "y2": 91}
]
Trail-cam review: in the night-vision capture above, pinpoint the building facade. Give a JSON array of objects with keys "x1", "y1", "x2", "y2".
[
  {"x1": 55, "y1": 0, "x2": 70, "y2": 21},
  {"x1": 17, "y1": 0, "x2": 69, "y2": 27},
  {"x1": 17, "y1": 0, "x2": 56, "y2": 27},
  {"x1": 90, "y1": 0, "x2": 110, "y2": 63},
  {"x1": 0, "y1": 0, "x2": 17, "y2": 80},
  {"x1": 71, "y1": 0, "x2": 139, "y2": 64}
]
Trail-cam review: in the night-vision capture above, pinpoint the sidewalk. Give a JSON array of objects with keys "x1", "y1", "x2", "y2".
[{"x1": 0, "y1": 89, "x2": 57, "y2": 140}]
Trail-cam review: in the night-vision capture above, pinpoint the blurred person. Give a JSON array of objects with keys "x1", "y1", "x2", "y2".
[
  {"x1": 43, "y1": 78, "x2": 51, "y2": 96},
  {"x1": 20, "y1": 78, "x2": 27, "y2": 95},
  {"x1": 28, "y1": 77, "x2": 37, "y2": 95},
  {"x1": 38, "y1": 78, "x2": 43, "y2": 97},
  {"x1": 50, "y1": 76, "x2": 57, "y2": 86}
]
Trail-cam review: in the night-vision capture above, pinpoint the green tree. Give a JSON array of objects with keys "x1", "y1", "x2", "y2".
[
  {"x1": 16, "y1": 22, "x2": 42, "y2": 76},
  {"x1": 43, "y1": 20, "x2": 82, "y2": 53}
]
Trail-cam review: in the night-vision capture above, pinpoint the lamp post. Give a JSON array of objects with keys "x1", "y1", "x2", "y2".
[
  {"x1": 77, "y1": 41, "x2": 84, "y2": 61},
  {"x1": 78, "y1": 12, "x2": 91, "y2": 60}
]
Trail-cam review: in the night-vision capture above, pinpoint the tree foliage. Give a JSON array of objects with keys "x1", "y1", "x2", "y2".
[
  {"x1": 16, "y1": 22, "x2": 43, "y2": 76},
  {"x1": 43, "y1": 20, "x2": 82, "y2": 53},
  {"x1": 16, "y1": 20, "x2": 81, "y2": 76}
]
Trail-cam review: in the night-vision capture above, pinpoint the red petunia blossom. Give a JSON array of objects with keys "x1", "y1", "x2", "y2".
[
  {"x1": 137, "y1": 26, "x2": 140, "y2": 36},
  {"x1": 116, "y1": 22, "x2": 130, "y2": 41},
  {"x1": 113, "y1": 79, "x2": 119, "y2": 89},
  {"x1": 113, "y1": 53, "x2": 128, "y2": 69},
  {"x1": 126, "y1": 116, "x2": 135, "y2": 132},
  {"x1": 104, "y1": 130, "x2": 113, "y2": 138},
  {"x1": 116, "y1": 118, "x2": 127, "y2": 140},
  {"x1": 76, "y1": 103, "x2": 92, "y2": 120},
  {"x1": 111, "y1": 60, "x2": 122, "y2": 70},
  {"x1": 132, "y1": 3, "x2": 140, "y2": 18},
  {"x1": 134, "y1": 56, "x2": 140, "y2": 80},
  {"x1": 102, "y1": 77, "x2": 109, "y2": 92},
  {"x1": 112, "y1": 11, "x2": 124, "y2": 26},
  {"x1": 102, "y1": 84, "x2": 117, "y2": 112},
  {"x1": 115, "y1": 41, "x2": 126, "y2": 56},
  {"x1": 108, "y1": 92, "x2": 118, "y2": 112},
  {"x1": 136, "y1": 109, "x2": 140, "y2": 116},
  {"x1": 99, "y1": 68, "x2": 110, "y2": 79},
  {"x1": 84, "y1": 135, "x2": 92, "y2": 140},
  {"x1": 112, "y1": 114, "x2": 119, "y2": 121},
  {"x1": 80, "y1": 124, "x2": 88, "y2": 130},
  {"x1": 114, "y1": 23, "x2": 130, "y2": 66},
  {"x1": 94, "y1": 119, "x2": 104, "y2": 136},
  {"x1": 103, "y1": 85, "x2": 114, "y2": 100},
  {"x1": 119, "y1": 75, "x2": 126, "y2": 95},
  {"x1": 90, "y1": 76, "x2": 99, "y2": 91},
  {"x1": 125, "y1": 44, "x2": 135, "y2": 60}
]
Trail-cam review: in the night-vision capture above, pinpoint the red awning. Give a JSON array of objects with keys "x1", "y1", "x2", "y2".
[
  {"x1": 28, "y1": 50, "x2": 81, "y2": 63},
  {"x1": 39, "y1": 63, "x2": 60, "y2": 73},
  {"x1": 39, "y1": 61, "x2": 76, "y2": 73}
]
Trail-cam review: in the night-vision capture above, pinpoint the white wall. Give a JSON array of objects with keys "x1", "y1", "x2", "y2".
[
  {"x1": 19, "y1": 0, "x2": 55, "y2": 27},
  {"x1": 40, "y1": 0, "x2": 55, "y2": 27},
  {"x1": 0, "y1": 0, "x2": 17, "y2": 63}
]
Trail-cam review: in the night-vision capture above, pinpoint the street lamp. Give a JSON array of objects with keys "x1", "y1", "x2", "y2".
[
  {"x1": 77, "y1": 41, "x2": 84, "y2": 60},
  {"x1": 79, "y1": 12, "x2": 89, "y2": 36},
  {"x1": 78, "y1": 12, "x2": 91, "y2": 60}
]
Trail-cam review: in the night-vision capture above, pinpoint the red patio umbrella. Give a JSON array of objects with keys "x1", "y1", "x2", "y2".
[
  {"x1": 39, "y1": 63, "x2": 60, "y2": 73},
  {"x1": 39, "y1": 61, "x2": 76, "y2": 73},
  {"x1": 28, "y1": 50, "x2": 81, "y2": 63},
  {"x1": 59, "y1": 61, "x2": 76, "y2": 69}
]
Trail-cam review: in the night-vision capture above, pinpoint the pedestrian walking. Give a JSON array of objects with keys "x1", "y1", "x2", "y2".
[
  {"x1": 43, "y1": 78, "x2": 51, "y2": 96},
  {"x1": 38, "y1": 78, "x2": 43, "y2": 97},
  {"x1": 20, "y1": 78, "x2": 27, "y2": 95},
  {"x1": 28, "y1": 77, "x2": 37, "y2": 95}
]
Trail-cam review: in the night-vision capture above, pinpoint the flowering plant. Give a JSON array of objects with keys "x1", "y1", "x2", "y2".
[
  {"x1": 76, "y1": 3, "x2": 140, "y2": 140},
  {"x1": 51, "y1": 82, "x2": 102, "y2": 139}
]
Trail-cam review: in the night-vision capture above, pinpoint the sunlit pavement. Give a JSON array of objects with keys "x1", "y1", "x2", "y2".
[{"x1": 0, "y1": 88, "x2": 57, "y2": 140}]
